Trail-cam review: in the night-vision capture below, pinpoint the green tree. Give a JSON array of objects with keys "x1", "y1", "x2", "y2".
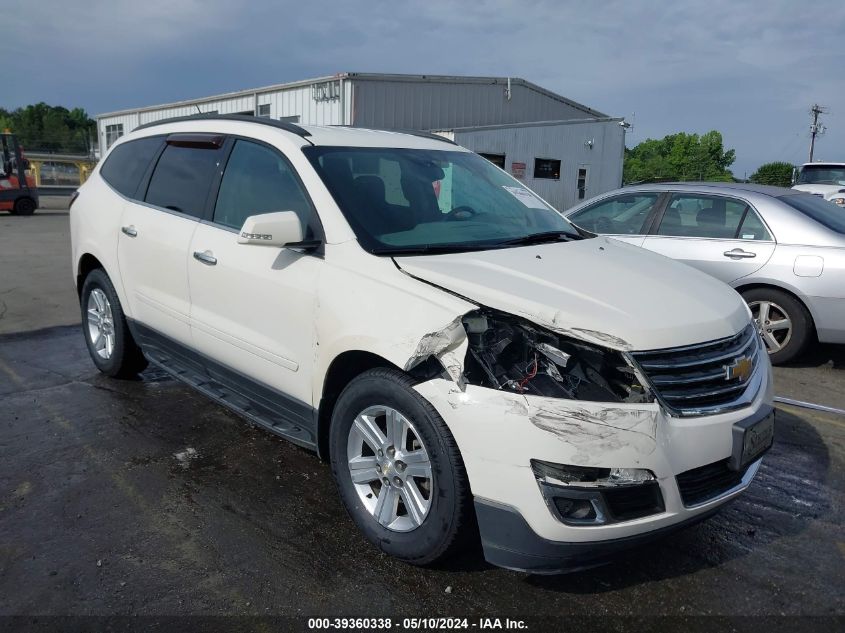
[
  {"x1": 624, "y1": 131, "x2": 735, "y2": 184},
  {"x1": 0, "y1": 103, "x2": 95, "y2": 154},
  {"x1": 749, "y1": 161, "x2": 795, "y2": 188}
]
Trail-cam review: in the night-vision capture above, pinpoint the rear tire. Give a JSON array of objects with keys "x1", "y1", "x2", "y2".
[
  {"x1": 329, "y1": 368, "x2": 473, "y2": 566},
  {"x1": 742, "y1": 287, "x2": 812, "y2": 365},
  {"x1": 80, "y1": 268, "x2": 147, "y2": 378},
  {"x1": 11, "y1": 197, "x2": 36, "y2": 216}
]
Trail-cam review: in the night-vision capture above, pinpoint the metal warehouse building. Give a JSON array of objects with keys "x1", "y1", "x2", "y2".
[{"x1": 96, "y1": 72, "x2": 625, "y2": 210}]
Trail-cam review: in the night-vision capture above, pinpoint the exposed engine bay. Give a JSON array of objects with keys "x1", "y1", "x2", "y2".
[{"x1": 460, "y1": 309, "x2": 652, "y2": 404}]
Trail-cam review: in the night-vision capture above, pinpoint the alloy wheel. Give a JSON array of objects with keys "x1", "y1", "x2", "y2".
[
  {"x1": 749, "y1": 300, "x2": 792, "y2": 354},
  {"x1": 346, "y1": 405, "x2": 433, "y2": 532},
  {"x1": 86, "y1": 288, "x2": 115, "y2": 359}
]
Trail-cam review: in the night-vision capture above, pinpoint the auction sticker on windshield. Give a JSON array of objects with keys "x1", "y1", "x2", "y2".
[{"x1": 502, "y1": 185, "x2": 548, "y2": 209}]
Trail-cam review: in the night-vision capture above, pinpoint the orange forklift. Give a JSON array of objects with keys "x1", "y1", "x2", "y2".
[{"x1": 0, "y1": 131, "x2": 38, "y2": 215}]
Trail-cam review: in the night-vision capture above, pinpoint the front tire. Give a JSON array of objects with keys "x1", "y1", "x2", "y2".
[
  {"x1": 329, "y1": 368, "x2": 473, "y2": 565},
  {"x1": 80, "y1": 268, "x2": 147, "y2": 377},
  {"x1": 742, "y1": 287, "x2": 812, "y2": 365},
  {"x1": 12, "y1": 197, "x2": 36, "y2": 216}
]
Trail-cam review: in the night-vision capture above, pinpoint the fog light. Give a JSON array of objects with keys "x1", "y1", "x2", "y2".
[{"x1": 554, "y1": 497, "x2": 598, "y2": 521}]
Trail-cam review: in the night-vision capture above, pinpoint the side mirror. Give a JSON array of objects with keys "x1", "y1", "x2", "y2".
[
  {"x1": 791, "y1": 167, "x2": 798, "y2": 185},
  {"x1": 238, "y1": 211, "x2": 306, "y2": 247}
]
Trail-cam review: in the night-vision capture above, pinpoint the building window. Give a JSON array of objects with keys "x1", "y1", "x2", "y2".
[
  {"x1": 479, "y1": 153, "x2": 506, "y2": 169},
  {"x1": 312, "y1": 80, "x2": 340, "y2": 102},
  {"x1": 105, "y1": 124, "x2": 124, "y2": 149},
  {"x1": 534, "y1": 158, "x2": 560, "y2": 180},
  {"x1": 257, "y1": 104, "x2": 271, "y2": 118},
  {"x1": 577, "y1": 167, "x2": 588, "y2": 199},
  {"x1": 279, "y1": 115, "x2": 301, "y2": 123}
]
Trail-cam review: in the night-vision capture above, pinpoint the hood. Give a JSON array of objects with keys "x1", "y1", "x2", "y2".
[
  {"x1": 395, "y1": 237, "x2": 750, "y2": 352},
  {"x1": 793, "y1": 184, "x2": 845, "y2": 199}
]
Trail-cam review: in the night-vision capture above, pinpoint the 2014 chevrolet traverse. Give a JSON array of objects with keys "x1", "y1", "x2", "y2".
[{"x1": 69, "y1": 114, "x2": 774, "y2": 573}]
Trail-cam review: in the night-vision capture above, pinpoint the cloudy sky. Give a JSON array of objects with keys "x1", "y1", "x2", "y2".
[{"x1": 3, "y1": 0, "x2": 843, "y2": 176}]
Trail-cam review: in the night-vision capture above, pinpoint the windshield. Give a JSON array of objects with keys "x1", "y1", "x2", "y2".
[
  {"x1": 779, "y1": 194, "x2": 845, "y2": 234},
  {"x1": 798, "y1": 164, "x2": 845, "y2": 185},
  {"x1": 304, "y1": 146, "x2": 578, "y2": 254}
]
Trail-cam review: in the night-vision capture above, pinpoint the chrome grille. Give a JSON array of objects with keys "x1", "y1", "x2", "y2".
[{"x1": 630, "y1": 323, "x2": 760, "y2": 415}]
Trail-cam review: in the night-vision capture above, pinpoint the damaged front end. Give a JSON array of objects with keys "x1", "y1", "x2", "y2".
[{"x1": 459, "y1": 309, "x2": 652, "y2": 404}]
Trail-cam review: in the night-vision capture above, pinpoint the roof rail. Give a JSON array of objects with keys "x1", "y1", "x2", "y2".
[
  {"x1": 134, "y1": 113, "x2": 312, "y2": 139},
  {"x1": 342, "y1": 126, "x2": 458, "y2": 146},
  {"x1": 401, "y1": 129, "x2": 457, "y2": 145}
]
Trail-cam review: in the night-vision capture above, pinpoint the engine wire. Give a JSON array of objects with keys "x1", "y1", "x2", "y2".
[{"x1": 517, "y1": 354, "x2": 539, "y2": 393}]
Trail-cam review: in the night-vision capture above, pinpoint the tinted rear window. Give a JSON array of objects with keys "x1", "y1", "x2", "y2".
[
  {"x1": 778, "y1": 194, "x2": 845, "y2": 234},
  {"x1": 100, "y1": 137, "x2": 163, "y2": 197},
  {"x1": 144, "y1": 144, "x2": 223, "y2": 218}
]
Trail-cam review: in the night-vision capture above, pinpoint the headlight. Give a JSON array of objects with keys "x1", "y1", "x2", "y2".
[
  {"x1": 832, "y1": 197, "x2": 845, "y2": 206},
  {"x1": 461, "y1": 309, "x2": 652, "y2": 403}
]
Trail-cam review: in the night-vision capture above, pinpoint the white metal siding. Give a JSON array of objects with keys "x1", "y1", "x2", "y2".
[
  {"x1": 350, "y1": 80, "x2": 591, "y2": 130},
  {"x1": 139, "y1": 95, "x2": 256, "y2": 124},
  {"x1": 265, "y1": 82, "x2": 346, "y2": 125},
  {"x1": 453, "y1": 120, "x2": 625, "y2": 211},
  {"x1": 98, "y1": 113, "x2": 140, "y2": 153},
  {"x1": 97, "y1": 80, "x2": 353, "y2": 148}
]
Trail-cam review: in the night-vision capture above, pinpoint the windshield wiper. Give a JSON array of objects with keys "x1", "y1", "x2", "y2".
[
  {"x1": 371, "y1": 243, "x2": 500, "y2": 256},
  {"x1": 495, "y1": 230, "x2": 583, "y2": 247}
]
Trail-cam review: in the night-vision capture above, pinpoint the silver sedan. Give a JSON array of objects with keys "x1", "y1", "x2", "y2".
[{"x1": 563, "y1": 182, "x2": 845, "y2": 364}]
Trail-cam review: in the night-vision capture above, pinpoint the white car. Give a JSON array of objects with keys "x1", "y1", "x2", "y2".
[
  {"x1": 70, "y1": 114, "x2": 774, "y2": 573},
  {"x1": 792, "y1": 162, "x2": 845, "y2": 206}
]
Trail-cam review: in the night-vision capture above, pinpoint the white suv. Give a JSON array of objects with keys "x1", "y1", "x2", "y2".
[{"x1": 70, "y1": 114, "x2": 774, "y2": 573}]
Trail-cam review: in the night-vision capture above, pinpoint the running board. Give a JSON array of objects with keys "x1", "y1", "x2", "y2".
[{"x1": 129, "y1": 320, "x2": 318, "y2": 451}]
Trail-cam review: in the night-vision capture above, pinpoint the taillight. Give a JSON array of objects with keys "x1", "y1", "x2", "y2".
[{"x1": 69, "y1": 190, "x2": 80, "y2": 210}]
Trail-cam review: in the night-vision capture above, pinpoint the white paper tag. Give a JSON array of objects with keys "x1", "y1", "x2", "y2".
[{"x1": 502, "y1": 186, "x2": 548, "y2": 209}]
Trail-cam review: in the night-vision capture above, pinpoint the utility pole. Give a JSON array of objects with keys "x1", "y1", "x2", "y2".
[{"x1": 809, "y1": 103, "x2": 827, "y2": 162}]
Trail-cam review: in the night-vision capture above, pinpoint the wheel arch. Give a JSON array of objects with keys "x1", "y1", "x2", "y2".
[
  {"x1": 733, "y1": 281, "x2": 818, "y2": 335},
  {"x1": 76, "y1": 253, "x2": 105, "y2": 297},
  {"x1": 316, "y1": 350, "x2": 397, "y2": 460}
]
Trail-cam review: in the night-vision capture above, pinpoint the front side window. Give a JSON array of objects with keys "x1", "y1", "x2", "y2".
[
  {"x1": 569, "y1": 193, "x2": 659, "y2": 235},
  {"x1": 656, "y1": 194, "x2": 768, "y2": 240},
  {"x1": 305, "y1": 147, "x2": 577, "y2": 253},
  {"x1": 100, "y1": 136, "x2": 163, "y2": 198},
  {"x1": 145, "y1": 144, "x2": 223, "y2": 218},
  {"x1": 214, "y1": 140, "x2": 316, "y2": 236}
]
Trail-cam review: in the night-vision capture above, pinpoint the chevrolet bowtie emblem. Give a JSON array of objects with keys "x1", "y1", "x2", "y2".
[{"x1": 724, "y1": 356, "x2": 753, "y2": 382}]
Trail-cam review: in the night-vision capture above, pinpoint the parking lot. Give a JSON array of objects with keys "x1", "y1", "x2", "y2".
[{"x1": 0, "y1": 203, "x2": 843, "y2": 618}]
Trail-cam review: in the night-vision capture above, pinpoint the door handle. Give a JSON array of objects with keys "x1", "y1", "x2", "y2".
[
  {"x1": 723, "y1": 248, "x2": 756, "y2": 259},
  {"x1": 193, "y1": 250, "x2": 217, "y2": 266},
  {"x1": 121, "y1": 225, "x2": 138, "y2": 238}
]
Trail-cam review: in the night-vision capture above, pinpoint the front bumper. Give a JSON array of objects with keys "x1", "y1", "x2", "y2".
[
  {"x1": 474, "y1": 494, "x2": 727, "y2": 574},
  {"x1": 413, "y1": 357, "x2": 773, "y2": 572}
]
